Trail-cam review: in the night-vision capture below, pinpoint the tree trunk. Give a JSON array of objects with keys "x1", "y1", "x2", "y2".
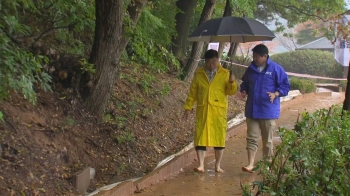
[
  {"x1": 343, "y1": 61, "x2": 350, "y2": 111},
  {"x1": 223, "y1": 42, "x2": 239, "y2": 70},
  {"x1": 222, "y1": 43, "x2": 238, "y2": 67},
  {"x1": 172, "y1": 0, "x2": 198, "y2": 67},
  {"x1": 228, "y1": 42, "x2": 239, "y2": 59},
  {"x1": 182, "y1": 0, "x2": 217, "y2": 82},
  {"x1": 217, "y1": 0, "x2": 232, "y2": 58},
  {"x1": 85, "y1": 0, "x2": 147, "y2": 117}
]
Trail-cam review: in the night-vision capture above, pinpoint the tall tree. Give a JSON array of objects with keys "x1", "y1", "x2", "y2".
[
  {"x1": 85, "y1": 0, "x2": 147, "y2": 117},
  {"x1": 217, "y1": 0, "x2": 232, "y2": 58},
  {"x1": 182, "y1": 0, "x2": 217, "y2": 82},
  {"x1": 293, "y1": 21, "x2": 327, "y2": 45},
  {"x1": 254, "y1": 0, "x2": 345, "y2": 32},
  {"x1": 343, "y1": 62, "x2": 350, "y2": 111},
  {"x1": 172, "y1": 0, "x2": 198, "y2": 67},
  {"x1": 222, "y1": 0, "x2": 257, "y2": 70}
]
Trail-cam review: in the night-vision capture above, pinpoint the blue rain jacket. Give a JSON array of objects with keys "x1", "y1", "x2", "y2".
[{"x1": 240, "y1": 58, "x2": 290, "y2": 119}]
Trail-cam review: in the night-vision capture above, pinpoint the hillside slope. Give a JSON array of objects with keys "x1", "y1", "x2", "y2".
[{"x1": 0, "y1": 65, "x2": 245, "y2": 195}]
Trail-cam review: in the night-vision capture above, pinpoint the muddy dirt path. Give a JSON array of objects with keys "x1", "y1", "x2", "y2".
[{"x1": 135, "y1": 92, "x2": 344, "y2": 196}]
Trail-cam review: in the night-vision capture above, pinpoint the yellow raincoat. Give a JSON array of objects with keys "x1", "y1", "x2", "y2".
[{"x1": 184, "y1": 64, "x2": 237, "y2": 147}]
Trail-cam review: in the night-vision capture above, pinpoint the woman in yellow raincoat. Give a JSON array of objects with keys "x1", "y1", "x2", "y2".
[{"x1": 183, "y1": 49, "x2": 237, "y2": 173}]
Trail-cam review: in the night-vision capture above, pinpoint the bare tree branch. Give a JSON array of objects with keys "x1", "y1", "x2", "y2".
[
  {"x1": 2, "y1": 29, "x2": 21, "y2": 44},
  {"x1": 284, "y1": 5, "x2": 328, "y2": 22},
  {"x1": 258, "y1": 0, "x2": 343, "y2": 24}
]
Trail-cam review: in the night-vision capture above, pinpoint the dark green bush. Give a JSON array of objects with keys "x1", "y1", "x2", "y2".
[
  {"x1": 270, "y1": 50, "x2": 343, "y2": 78},
  {"x1": 289, "y1": 77, "x2": 316, "y2": 93},
  {"x1": 243, "y1": 106, "x2": 350, "y2": 195}
]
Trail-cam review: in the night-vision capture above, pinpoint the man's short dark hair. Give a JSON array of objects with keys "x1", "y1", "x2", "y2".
[
  {"x1": 204, "y1": 49, "x2": 219, "y2": 59},
  {"x1": 252, "y1": 44, "x2": 269, "y2": 56}
]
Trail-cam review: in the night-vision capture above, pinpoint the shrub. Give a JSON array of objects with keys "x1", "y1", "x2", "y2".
[
  {"x1": 0, "y1": 35, "x2": 52, "y2": 104},
  {"x1": 289, "y1": 77, "x2": 316, "y2": 93},
  {"x1": 0, "y1": 0, "x2": 96, "y2": 105},
  {"x1": 243, "y1": 106, "x2": 350, "y2": 195},
  {"x1": 339, "y1": 80, "x2": 347, "y2": 90},
  {"x1": 270, "y1": 50, "x2": 343, "y2": 78}
]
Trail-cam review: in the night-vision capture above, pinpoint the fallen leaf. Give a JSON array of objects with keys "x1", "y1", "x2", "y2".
[{"x1": 37, "y1": 188, "x2": 46, "y2": 193}]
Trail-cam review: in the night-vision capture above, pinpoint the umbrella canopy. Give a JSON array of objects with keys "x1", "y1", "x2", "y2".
[{"x1": 188, "y1": 16, "x2": 275, "y2": 43}]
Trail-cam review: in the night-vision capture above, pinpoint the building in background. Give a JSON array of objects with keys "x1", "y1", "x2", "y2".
[{"x1": 296, "y1": 37, "x2": 333, "y2": 52}]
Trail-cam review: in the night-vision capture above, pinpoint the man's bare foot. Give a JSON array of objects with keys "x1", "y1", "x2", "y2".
[
  {"x1": 193, "y1": 167, "x2": 204, "y2": 173},
  {"x1": 242, "y1": 166, "x2": 254, "y2": 173},
  {"x1": 215, "y1": 167, "x2": 224, "y2": 173}
]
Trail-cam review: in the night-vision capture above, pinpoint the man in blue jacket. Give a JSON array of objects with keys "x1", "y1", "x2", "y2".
[{"x1": 238, "y1": 44, "x2": 290, "y2": 173}]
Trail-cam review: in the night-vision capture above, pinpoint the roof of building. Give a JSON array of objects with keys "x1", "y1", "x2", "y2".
[{"x1": 296, "y1": 37, "x2": 333, "y2": 50}]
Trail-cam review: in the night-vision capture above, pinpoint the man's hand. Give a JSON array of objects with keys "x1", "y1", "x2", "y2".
[
  {"x1": 267, "y1": 92, "x2": 277, "y2": 103},
  {"x1": 236, "y1": 91, "x2": 247, "y2": 100},
  {"x1": 182, "y1": 110, "x2": 191, "y2": 121}
]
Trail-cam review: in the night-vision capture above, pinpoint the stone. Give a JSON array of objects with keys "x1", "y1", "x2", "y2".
[{"x1": 74, "y1": 167, "x2": 91, "y2": 194}]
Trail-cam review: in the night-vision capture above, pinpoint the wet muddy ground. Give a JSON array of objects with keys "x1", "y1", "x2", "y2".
[{"x1": 135, "y1": 92, "x2": 345, "y2": 196}]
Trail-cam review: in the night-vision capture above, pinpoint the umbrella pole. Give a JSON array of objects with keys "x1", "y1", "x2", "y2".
[{"x1": 229, "y1": 36, "x2": 233, "y2": 76}]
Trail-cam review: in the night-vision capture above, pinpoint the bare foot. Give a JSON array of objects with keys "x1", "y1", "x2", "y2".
[
  {"x1": 193, "y1": 167, "x2": 204, "y2": 173},
  {"x1": 215, "y1": 167, "x2": 224, "y2": 173},
  {"x1": 241, "y1": 166, "x2": 254, "y2": 173}
]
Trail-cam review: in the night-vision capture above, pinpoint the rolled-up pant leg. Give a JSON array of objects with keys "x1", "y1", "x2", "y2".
[
  {"x1": 259, "y1": 119, "x2": 276, "y2": 158},
  {"x1": 246, "y1": 118, "x2": 260, "y2": 152}
]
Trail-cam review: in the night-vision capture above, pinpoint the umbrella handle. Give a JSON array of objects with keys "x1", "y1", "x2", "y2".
[
  {"x1": 229, "y1": 69, "x2": 233, "y2": 75},
  {"x1": 229, "y1": 59, "x2": 234, "y2": 76}
]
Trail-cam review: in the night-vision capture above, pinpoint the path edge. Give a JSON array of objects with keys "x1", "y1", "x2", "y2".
[{"x1": 93, "y1": 123, "x2": 246, "y2": 196}]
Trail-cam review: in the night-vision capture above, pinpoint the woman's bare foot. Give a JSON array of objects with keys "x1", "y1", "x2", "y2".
[{"x1": 193, "y1": 167, "x2": 204, "y2": 173}]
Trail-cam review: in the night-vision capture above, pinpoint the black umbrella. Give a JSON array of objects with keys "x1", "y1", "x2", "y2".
[{"x1": 188, "y1": 16, "x2": 275, "y2": 43}]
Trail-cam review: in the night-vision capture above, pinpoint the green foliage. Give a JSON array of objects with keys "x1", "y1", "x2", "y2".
[
  {"x1": 129, "y1": 38, "x2": 180, "y2": 73},
  {"x1": 244, "y1": 106, "x2": 350, "y2": 195},
  {"x1": 241, "y1": 182, "x2": 254, "y2": 196},
  {"x1": 158, "y1": 83, "x2": 171, "y2": 96},
  {"x1": 103, "y1": 98, "x2": 143, "y2": 127},
  {"x1": 212, "y1": 0, "x2": 256, "y2": 18},
  {"x1": 339, "y1": 80, "x2": 347, "y2": 90},
  {"x1": 116, "y1": 164, "x2": 126, "y2": 175},
  {"x1": 1, "y1": 0, "x2": 95, "y2": 54},
  {"x1": 139, "y1": 73, "x2": 156, "y2": 95},
  {"x1": 103, "y1": 114, "x2": 129, "y2": 129},
  {"x1": 0, "y1": 34, "x2": 52, "y2": 104},
  {"x1": 0, "y1": 111, "x2": 4, "y2": 122},
  {"x1": 114, "y1": 131, "x2": 135, "y2": 144},
  {"x1": 295, "y1": 28, "x2": 321, "y2": 45},
  {"x1": 143, "y1": 0, "x2": 178, "y2": 46},
  {"x1": 127, "y1": 2, "x2": 180, "y2": 73},
  {"x1": 270, "y1": 50, "x2": 343, "y2": 78},
  {"x1": 229, "y1": 0, "x2": 256, "y2": 18},
  {"x1": 0, "y1": 0, "x2": 95, "y2": 104},
  {"x1": 62, "y1": 116, "x2": 75, "y2": 126},
  {"x1": 289, "y1": 77, "x2": 316, "y2": 93},
  {"x1": 255, "y1": 0, "x2": 345, "y2": 32},
  {"x1": 120, "y1": 63, "x2": 172, "y2": 97},
  {"x1": 78, "y1": 58, "x2": 95, "y2": 74}
]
